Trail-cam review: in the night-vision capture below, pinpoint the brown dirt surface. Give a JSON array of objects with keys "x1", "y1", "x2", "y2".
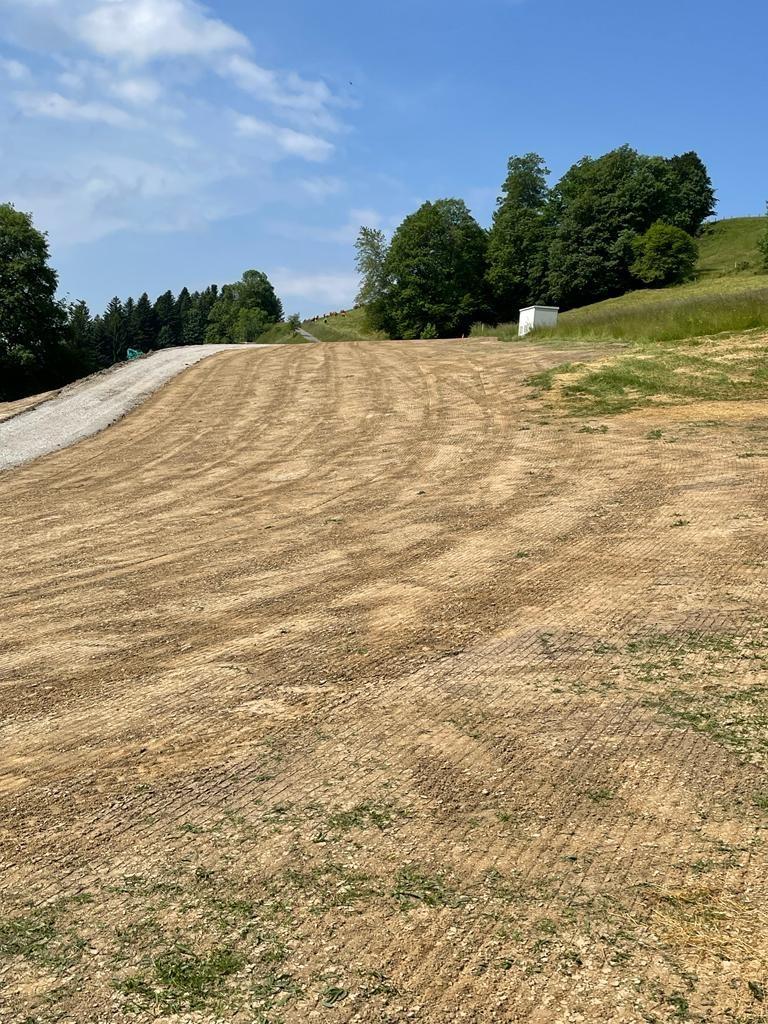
[{"x1": 1, "y1": 338, "x2": 767, "y2": 1024}]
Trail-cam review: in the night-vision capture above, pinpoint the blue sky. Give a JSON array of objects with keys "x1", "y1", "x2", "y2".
[{"x1": 0, "y1": 0, "x2": 765, "y2": 318}]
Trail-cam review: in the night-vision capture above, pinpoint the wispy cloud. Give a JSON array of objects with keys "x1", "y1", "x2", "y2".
[
  {"x1": 270, "y1": 269, "x2": 359, "y2": 308},
  {"x1": 108, "y1": 77, "x2": 163, "y2": 106},
  {"x1": 0, "y1": 56, "x2": 29, "y2": 80},
  {"x1": 223, "y1": 54, "x2": 343, "y2": 132},
  {"x1": 0, "y1": 0, "x2": 347, "y2": 245},
  {"x1": 234, "y1": 114, "x2": 334, "y2": 162},
  {"x1": 269, "y1": 207, "x2": 400, "y2": 245},
  {"x1": 14, "y1": 90, "x2": 142, "y2": 128}
]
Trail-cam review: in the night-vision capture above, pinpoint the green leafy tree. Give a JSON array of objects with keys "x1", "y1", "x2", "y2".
[
  {"x1": 123, "y1": 297, "x2": 138, "y2": 349},
  {"x1": 205, "y1": 298, "x2": 235, "y2": 343},
  {"x1": 205, "y1": 270, "x2": 282, "y2": 343},
  {"x1": 658, "y1": 152, "x2": 717, "y2": 235},
  {"x1": 233, "y1": 307, "x2": 271, "y2": 343},
  {"x1": 286, "y1": 313, "x2": 302, "y2": 333},
  {"x1": 197, "y1": 284, "x2": 219, "y2": 322},
  {"x1": 175, "y1": 286, "x2": 191, "y2": 328},
  {"x1": 545, "y1": 146, "x2": 715, "y2": 309},
  {"x1": 0, "y1": 203, "x2": 68, "y2": 399},
  {"x1": 486, "y1": 154, "x2": 551, "y2": 321},
  {"x1": 355, "y1": 226, "x2": 390, "y2": 331},
  {"x1": 546, "y1": 147, "x2": 654, "y2": 307},
  {"x1": 379, "y1": 199, "x2": 489, "y2": 338},
  {"x1": 156, "y1": 324, "x2": 175, "y2": 349},
  {"x1": 630, "y1": 222, "x2": 698, "y2": 285},
  {"x1": 64, "y1": 300, "x2": 98, "y2": 376}
]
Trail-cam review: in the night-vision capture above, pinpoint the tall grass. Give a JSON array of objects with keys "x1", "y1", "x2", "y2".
[
  {"x1": 535, "y1": 282, "x2": 768, "y2": 344},
  {"x1": 472, "y1": 276, "x2": 768, "y2": 346}
]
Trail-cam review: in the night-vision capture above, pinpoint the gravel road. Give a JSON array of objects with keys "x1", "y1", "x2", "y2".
[{"x1": 0, "y1": 344, "x2": 263, "y2": 471}]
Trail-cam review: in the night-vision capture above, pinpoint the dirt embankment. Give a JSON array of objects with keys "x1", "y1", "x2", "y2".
[
  {"x1": 1, "y1": 339, "x2": 767, "y2": 1023},
  {"x1": 0, "y1": 344, "x2": 263, "y2": 471}
]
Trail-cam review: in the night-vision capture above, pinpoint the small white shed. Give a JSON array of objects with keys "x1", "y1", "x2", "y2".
[{"x1": 518, "y1": 305, "x2": 559, "y2": 337}]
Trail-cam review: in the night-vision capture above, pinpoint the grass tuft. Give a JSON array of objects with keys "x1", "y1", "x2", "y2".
[{"x1": 117, "y1": 944, "x2": 244, "y2": 1012}]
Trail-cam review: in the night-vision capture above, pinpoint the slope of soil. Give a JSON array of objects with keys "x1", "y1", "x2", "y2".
[
  {"x1": 1, "y1": 339, "x2": 766, "y2": 1023},
  {"x1": 0, "y1": 344, "x2": 261, "y2": 471}
]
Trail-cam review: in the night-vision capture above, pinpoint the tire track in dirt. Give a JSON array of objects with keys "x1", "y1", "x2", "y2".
[{"x1": 1, "y1": 340, "x2": 767, "y2": 1023}]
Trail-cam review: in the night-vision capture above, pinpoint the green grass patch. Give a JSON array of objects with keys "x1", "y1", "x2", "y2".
[
  {"x1": 117, "y1": 944, "x2": 244, "y2": 1013},
  {"x1": 392, "y1": 866, "x2": 464, "y2": 908},
  {"x1": 0, "y1": 910, "x2": 58, "y2": 961},
  {"x1": 325, "y1": 801, "x2": 406, "y2": 833},
  {"x1": 279, "y1": 862, "x2": 374, "y2": 912},
  {"x1": 254, "y1": 322, "x2": 310, "y2": 345},
  {"x1": 550, "y1": 344, "x2": 768, "y2": 415},
  {"x1": 302, "y1": 305, "x2": 387, "y2": 342},
  {"x1": 647, "y1": 686, "x2": 768, "y2": 757},
  {"x1": 533, "y1": 276, "x2": 768, "y2": 346},
  {"x1": 697, "y1": 217, "x2": 766, "y2": 278},
  {"x1": 0, "y1": 896, "x2": 92, "y2": 971},
  {"x1": 522, "y1": 362, "x2": 581, "y2": 392}
]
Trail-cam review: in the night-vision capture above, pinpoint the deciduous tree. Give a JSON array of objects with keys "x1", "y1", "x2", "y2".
[
  {"x1": 355, "y1": 226, "x2": 390, "y2": 331},
  {"x1": 631, "y1": 222, "x2": 698, "y2": 285},
  {"x1": 0, "y1": 203, "x2": 67, "y2": 399},
  {"x1": 379, "y1": 199, "x2": 488, "y2": 338},
  {"x1": 486, "y1": 153, "x2": 551, "y2": 321}
]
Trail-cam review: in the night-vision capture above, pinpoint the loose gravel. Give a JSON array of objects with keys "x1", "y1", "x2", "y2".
[{"x1": 0, "y1": 344, "x2": 264, "y2": 471}]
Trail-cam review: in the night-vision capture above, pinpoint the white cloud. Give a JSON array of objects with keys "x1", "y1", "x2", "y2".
[
  {"x1": 0, "y1": 56, "x2": 29, "y2": 80},
  {"x1": 5, "y1": 152, "x2": 239, "y2": 245},
  {"x1": 14, "y1": 90, "x2": 141, "y2": 127},
  {"x1": 108, "y1": 76, "x2": 162, "y2": 106},
  {"x1": 234, "y1": 114, "x2": 333, "y2": 162},
  {"x1": 0, "y1": 0, "x2": 349, "y2": 249},
  {"x1": 1, "y1": 0, "x2": 341, "y2": 131},
  {"x1": 78, "y1": 0, "x2": 248, "y2": 62},
  {"x1": 0, "y1": 0, "x2": 363, "y2": 326},
  {"x1": 223, "y1": 54, "x2": 340, "y2": 131},
  {"x1": 271, "y1": 270, "x2": 359, "y2": 308}
]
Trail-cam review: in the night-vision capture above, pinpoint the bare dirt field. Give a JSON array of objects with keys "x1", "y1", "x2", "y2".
[{"x1": 1, "y1": 339, "x2": 767, "y2": 1023}]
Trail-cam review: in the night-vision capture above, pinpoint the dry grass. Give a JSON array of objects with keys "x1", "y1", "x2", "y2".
[{"x1": 644, "y1": 884, "x2": 768, "y2": 964}]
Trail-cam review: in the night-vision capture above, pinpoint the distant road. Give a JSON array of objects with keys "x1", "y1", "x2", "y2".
[
  {"x1": 296, "y1": 326, "x2": 322, "y2": 342},
  {"x1": 0, "y1": 344, "x2": 265, "y2": 472}
]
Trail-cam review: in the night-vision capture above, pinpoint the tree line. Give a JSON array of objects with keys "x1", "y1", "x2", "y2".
[
  {"x1": 0, "y1": 202, "x2": 284, "y2": 401},
  {"x1": 356, "y1": 145, "x2": 718, "y2": 339}
]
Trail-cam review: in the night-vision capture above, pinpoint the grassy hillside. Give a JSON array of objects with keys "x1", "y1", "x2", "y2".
[
  {"x1": 307, "y1": 218, "x2": 767, "y2": 348},
  {"x1": 255, "y1": 322, "x2": 310, "y2": 344},
  {"x1": 697, "y1": 216, "x2": 766, "y2": 277},
  {"x1": 515, "y1": 274, "x2": 768, "y2": 344},
  {"x1": 485, "y1": 216, "x2": 768, "y2": 416},
  {"x1": 302, "y1": 305, "x2": 385, "y2": 342},
  {"x1": 471, "y1": 217, "x2": 768, "y2": 346}
]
